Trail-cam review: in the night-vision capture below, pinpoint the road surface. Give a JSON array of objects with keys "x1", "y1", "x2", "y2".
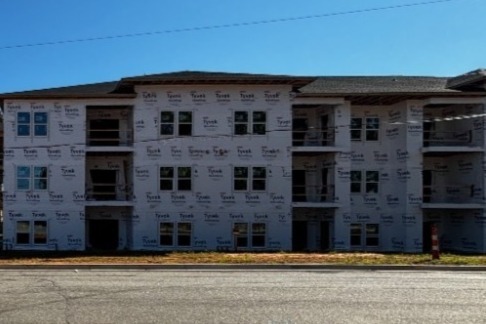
[{"x1": 0, "y1": 269, "x2": 484, "y2": 323}]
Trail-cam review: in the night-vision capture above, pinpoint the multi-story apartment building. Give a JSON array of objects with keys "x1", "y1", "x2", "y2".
[{"x1": 1, "y1": 70, "x2": 486, "y2": 253}]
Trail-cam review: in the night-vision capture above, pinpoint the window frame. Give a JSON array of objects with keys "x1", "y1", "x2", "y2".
[
  {"x1": 350, "y1": 170, "x2": 379, "y2": 194},
  {"x1": 350, "y1": 223, "x2": 380, "y2": 248},
  {"x1": 233, "y1": 222, "x2": 266, "y2": 248},
  {"x1": 16, "y1": 220, "x2": 48, "y2": 245},
  {"x1": 16, "y1": 112, "x2": 48, "y2": 137},
  {"x1": 160, "y1": 110, "x2": 193, "y2": 137},
  {"x1": 350, "y1": 117, "x2": 380, "y2": 141},
  {"x1": 16, "y1": 166, "x2": 48, "y2": 191},
  {"x1": 159, "y1": 222, "x2": 192, "y2": 247},
  {"x1": 234, "y1": 110, "x2": 267, "y2": 135},
  {"x1": 159, "y1": 166, "x2": 192, "y2": 191},
  {"x1": 233, "y1": 166, "x2": 267, "y2": 192}
]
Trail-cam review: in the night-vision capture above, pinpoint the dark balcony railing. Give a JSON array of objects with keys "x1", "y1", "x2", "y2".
[
  {"x1": 86, "y1": 129, "x2": 133, "y2": 146},
  {"x1": 292, "y1": 185, "x2": 335, "y2": 203},
  {"x1": 423, "y1": 184, "x2": 478, "y2": 204},
  {"x1": 292, "y1": 128, "x2": 335, "y2": 147},
  {"x1": 86, "y1": 184, "x2": 130, "y2": 201},
  {"x1": 423, "y1": 131, "x2": 473, "y2": 147}
]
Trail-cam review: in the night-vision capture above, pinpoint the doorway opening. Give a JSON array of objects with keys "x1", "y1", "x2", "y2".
[{"x1": 88, "y1": 219, "x2": 119, "y2": 250}]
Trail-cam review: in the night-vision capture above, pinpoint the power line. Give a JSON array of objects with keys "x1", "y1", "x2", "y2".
[{"x1": 0, "y1": 0, "x2": 466, "y2": 50}]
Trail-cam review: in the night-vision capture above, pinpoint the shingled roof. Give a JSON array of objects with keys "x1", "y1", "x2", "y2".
[
  {"x1": 0, "y1": 81, "x2": 134, "y2": 99},
  {"x1": 299, "y1": 76, "x2": 455, "y2": 94},
  {"x1": 121, "y1": 71, "x2": 315, "y2": 86},
  {"x1": 1, "y1": 70, "x2": 485, "y2": 102}
]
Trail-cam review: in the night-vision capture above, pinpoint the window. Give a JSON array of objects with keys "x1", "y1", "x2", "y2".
[
  {"x1": 350, "y1": 171, "x2": 362, "y2": 193},
  {"x1": 16, "y1": 166, "x2": 48, "y2": 191},
  {"x1": 159, "y1": 222, "x2": 192, "y2": 247},
  {"x1": 160, "y1": 111, "x2": 192, "y2": 136},
  {"x1": 234, "y1": 111, "x2": 266, "y2": 135},
  {"x1": 350, "y1": 117, "x2": 379, "y2": 141},
  {"x1": 350, "y1": 170, "x2": 379, "y2": 194},
  {"x1": 350, "y1": 118, "x2": 362, "y2": 141},
  {"x1": 17, "y1": 112, "x2": 48, "y2": 137},
  {"x1": 233, "y1": 222, "x2": 266, "y2": 248},
  {"x1": 233, "y1": 167, "x2": 266, "y2": 191},
  {"x1": 350, "y1": 223, "x2": 379, "y2": 248},
  {"x1": 366, "y1": 117, "x2": 379, "y2": 141},
  {"x1": 16, "y1": 220, "x2": 47, "y2": 245},
  {"x1": 365, "y1": 171, "x2": 379, "y2": 193},
  {"x1": 160, "y1": 167, "x2": 192, "y2": 191},
  {"x1": 350, "y1": 223, "x2": 362, "y2": 246},
  {"x1": 366, "y1": 224, "x2": 379, "y2": 247}
]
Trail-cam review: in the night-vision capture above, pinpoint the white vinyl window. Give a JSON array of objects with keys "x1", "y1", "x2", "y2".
[
  {"x1": 350, "y1": 170, "x2": 379, "y2": 194},
  {"x1": 350, "y1": 117, "x2": 379, "y2": 141},
  {"x1": 16, "y1": 220, "x2": 47, "y2": 245},
  {"x1": 159, "y1": 167, "x2": 192, "y2": 191},
  {"x1": 16, "y1": 166, "x2": 48, "y2": 191},
  {"x1": 159, "y1": 222, "x2": 192, "y2": 247},
  {"x1": 17, "y1": 112, "x2": 48, "y2": 137},
  {"x1": 233, "y1": 167, "x2": 266, "y2": 191},
  {"x1": 234, "y1": 111, "x2": 266, "y2": 135},
  {"x1": 233, "y1": 222, "x2": 266, "y2": 248},
  {"x1": 160, "y1": 111, "x2": 192, "y2": 136},
  {"x1": 350, "y1": 223, "x2": 379, "y2": 248}
]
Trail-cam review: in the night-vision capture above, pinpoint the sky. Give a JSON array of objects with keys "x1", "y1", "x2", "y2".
[{"x1": 1, "y1": 0, "x2": 485, "y2": 93}]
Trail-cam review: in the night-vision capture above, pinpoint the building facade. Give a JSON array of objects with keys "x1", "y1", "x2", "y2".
[{"x1": 1, "y1": 70, "x2": 486, "y2": 253}]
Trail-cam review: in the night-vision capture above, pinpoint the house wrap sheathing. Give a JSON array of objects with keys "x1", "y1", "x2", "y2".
[{"x1": 1, "y1": 70, "x2": 486, "y2": 252}]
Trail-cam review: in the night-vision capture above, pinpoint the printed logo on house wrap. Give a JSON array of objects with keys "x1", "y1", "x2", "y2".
[
  {"x1": 239, "y1": 91, "x2": 255, "y2": 105},
  {"x1": 146, "y1": 146, "x2": 162, "y2": 159},
  {"x1": 190, "y1": 91, "x2": 206, "y2": 105},
  {"x1": 70, "y1": 146, "x2": 85, "y2": 160},
  {"x1": 65, "y1": 106, "x2": 81, "y2": 119},
  {"x1": 380, "y1": 214, "x2": 394, "y2": 225},
  {"x1": 402, "y1": 214, "x2": 417, "y2": 225},
  {"x1": 55, "y1": 211, "x2": 70, "y2": 223},
  {"x1": 167, "y1": 91, "x2": 182, "y2": 106},
  {"x1": 237, "y1": 146, "x2": 252, "y2": 159},
  {"x1": 276, "y1": 116, "x2": 291, "y2": 129},
  {"x1": 3, "y1": 149, "x2": 14, "y2": 160},
  {"x1": 135, "y1": 167, "x2": 150, "y2": 181},
  {"x1": 220, "y1": 192, "x2": 235, "y2": 204},
  {"x1": 72, "y1": 191, "x2": 85, "y2": 205},
  {"x1": 212, "y1": 146, "x2": 229, "y2": 159},
  {"x1": 61, "y1": 166, "x2": 76, "y2": 180},
  {"x1": 4, "y1": 192, "x2": 17, "y2": 205},
  {"x1": 23, "y1": 148, "x2": 38, "y2": 160},
  {"x1": 57, "y1": 122, "x2": 74, "y2": 135},
  {"x1": 170, "y1": 193, "x2": 186, "y2": 205},
  {"x1": 264, "y1": 91, "x2": 281, "y2": 105},
  {"x1": 47, "y1": 148, "x2": 62, "y2": 160},
  {"x1": 49, "y1": 191, "x2": 64, "y2": 205},
  {"x1": 215, "y1": 91, "x2": 231, "y2": 104},
  {"x1": 26, "y1": 192, "x2": 41, "y2": 205},
  {"x1": 202, "y1": 116, "x2": 218, "y2": 131},
  {"x1": 204, "y1": 212, "x2": 219, "y2": 223},
  {"x1": 142, "y1": 91, "x2": 157, "y2": 104}
]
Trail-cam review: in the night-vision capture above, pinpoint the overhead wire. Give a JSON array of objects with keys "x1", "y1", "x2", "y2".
[{"x1": 0, "y1": 0, "x2": 467, "y2": 50}]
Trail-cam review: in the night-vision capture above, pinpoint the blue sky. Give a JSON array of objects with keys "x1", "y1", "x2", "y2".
[{"x1": 1, "y1": 0, "x2": 485, "y2": 93}]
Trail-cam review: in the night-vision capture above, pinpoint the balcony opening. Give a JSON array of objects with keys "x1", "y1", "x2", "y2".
[
  {"x1": 88, "y1": 119, "x2": 120, "y2": 146},
  {"x1": 89, "y1": 169, "x2": 117, "y2": 201}
]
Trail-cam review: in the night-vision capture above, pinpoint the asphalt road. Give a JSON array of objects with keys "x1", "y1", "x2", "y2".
[{"x1": 0, "y1": 269, "x2": 485, "y2": 324}]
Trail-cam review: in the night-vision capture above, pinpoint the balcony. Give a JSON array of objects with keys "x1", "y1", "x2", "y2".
[
  {"x1": 86, "y1": 129, "x2": 133, "y2": 147},
  {"x1": 422, "y1": 184, "x2": 484, "y2": 209},
  {"x1": 423, "y1": 131, "x2": 474, "y2": 147},
  {"x1": 292, "y1": 185, "x2": 339, "y2": 208},
  {"x1": 292, "y1": 127, "x2": 335, "y2": 147}
]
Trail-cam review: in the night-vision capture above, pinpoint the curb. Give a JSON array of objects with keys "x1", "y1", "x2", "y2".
[{"x1": 0, "y1": 264, "x2": 485, "y2": 271}]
